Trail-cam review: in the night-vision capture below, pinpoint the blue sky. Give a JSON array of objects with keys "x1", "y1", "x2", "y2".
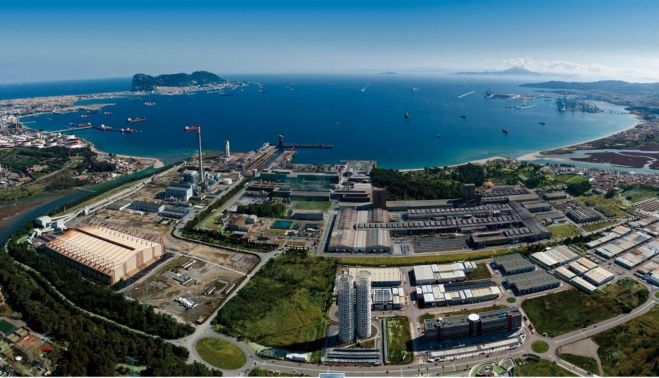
[{"x1": 2, "y1": 0, "x2": 659, "y2": 83}]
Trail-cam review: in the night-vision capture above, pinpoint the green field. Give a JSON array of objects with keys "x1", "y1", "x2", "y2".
[
  {"x1": 621, "y1": 185, "x2": 659, "y2": 203},
  {"x1": 554, "y1": 174, "x2": 588, "y2": 185},
  {"x1": 292, "y1": 201, "x2": 331, "y2": 211},
  {"x1": 548, "y1": 224, "x2": 581, "y2": 239},
  {"x1": 215, "y1": 251, "x2": 336, "y2": 352},
  {"x1": 522, "y1": 278, "x2": 649, "y2": 336},
  {"x1": 515, "y1": 359, "x2": 576, "y2": 377},
  {"x1": 465, "y1": 263, "x2": 491, "y2": 280},
  {"x1": 558, "y1": 353, "x2": 599, "y2": 375},
  {"x1": 593, "y1": 306, "x2": 658, "y2": 376},
  {"x1": 196, "y1": 338, "x2": 246, "y2": 370},
  {"x1": 421, "y1": 305, "x2": 508, "y2": 322},
  {"x1": 531, "y1": 341, "x2": 549, "y2": 353},
  {"x1": 581, "y1": 219, "x2": 618, "y2": 233},
  {"x1": 506, "y1": 297, "x2": 517, "y2": 303},
  {"x1": 386, "y1": 317, "x2": 412, "y2": 364},
  {"x1": 579, "y1": 195, "x2": 629, "y2": 217}
]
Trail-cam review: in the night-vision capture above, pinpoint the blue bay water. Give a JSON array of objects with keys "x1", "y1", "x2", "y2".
[{"x1": 18, "y1": 74, "x2": 637, "y2": 169}]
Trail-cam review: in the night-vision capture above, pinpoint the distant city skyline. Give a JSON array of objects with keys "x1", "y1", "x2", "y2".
[{"x1": 2, "y1": 0, "x2": 659, "y2": 83}]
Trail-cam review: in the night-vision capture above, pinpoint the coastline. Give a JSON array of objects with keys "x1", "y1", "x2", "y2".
[{"x1": 515, "y1": 112, "x2": 642, "y2": 162}]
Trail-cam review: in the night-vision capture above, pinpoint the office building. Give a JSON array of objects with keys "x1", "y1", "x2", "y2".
[{"x1": 424, "y1": 307, "x2": 522, "y2": 341}]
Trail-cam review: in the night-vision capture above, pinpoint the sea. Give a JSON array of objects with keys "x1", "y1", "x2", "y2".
[{"x1": 8, "y1": 74, "x2": 638, "y2": 169}]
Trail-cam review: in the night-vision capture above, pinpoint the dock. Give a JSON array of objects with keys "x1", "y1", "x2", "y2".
[{"x1": 278, "y1": 143, "x2": 333, "y2": 149}]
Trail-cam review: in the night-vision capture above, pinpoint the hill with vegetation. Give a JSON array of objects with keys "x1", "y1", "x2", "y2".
[{"x1": 131, "y1": 71, "x2": 224, "y2": 91}]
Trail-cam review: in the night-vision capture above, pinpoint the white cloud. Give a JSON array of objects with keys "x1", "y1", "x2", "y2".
[{"x1": 496, "y1": 57, "x2": 659, "y2": 82}]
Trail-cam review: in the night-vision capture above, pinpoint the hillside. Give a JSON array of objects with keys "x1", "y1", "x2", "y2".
[{"x1": 131, "y1": 71, "x2": 224, "y2": 91}]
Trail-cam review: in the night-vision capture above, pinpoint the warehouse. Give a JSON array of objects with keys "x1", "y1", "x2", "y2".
[
  {"x1": 596, "y1": 231, "x2": 653, "y2": 259},
  {"x1": 570, "y1": 277, "x2": 598, "y2": 293},
  {"x1": 615, "y1": 240, "x2": 658, "y2": 269},
  {"x1": 416, "y1": 281, "x2": 500, "y2": 308},
  {"x1": 492, "y1": 254, "x2": 535, "y2": 275},
  {"x1": 43, "y1": 224, "x2": 164, "y2": 285},
  {"x1": 522, "y1": 201, "x2": 552, "y2": 213},
  {"x1": 530, "y1": 245, "x2": 579, "y2": 269},
  {"x1": 542, "y1": 191, "x2": 568, "y2": 201},
  {"x1": 347, "y1": 267, "x2": 402, "y2": 287},
  {"x1": 568, "y1": 257, "x2": 598, "y2": 276},
  {"x1": 554, "y1": 266, "x2": 576, "y2": 281},
  {"x1": 503, "y1": 270, "x2": 560, "y2": 295},
  {"x1": 413, "y1": 262, "x2": 476, "y2": 285},
  {"x1": 583, "y1": 267, "x2": 615, "y2": 287}
]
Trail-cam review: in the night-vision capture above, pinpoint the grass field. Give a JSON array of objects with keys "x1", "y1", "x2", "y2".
[
  {"x1": 558, "y1": 353, "x2": 599, "y2": 375},
  {"x1": 579, "y1": 195, "x2": 629, "y2": 217},
  {"x1": 522, "y1": 278, "x2": 649, "y2": 337},
  {"x1": 531, "y1": 341, "x2": 548, "y2": 353},
  {"x1": 506, "y1": 297, "x2": 517, "y2": 303},
  {"x1": 548, "y1": 224, "x2": 581, "y2": 239},
  {"x1": 420, "y1": 304, "x2": 508, "y2": 322},
  {"x1": 592, "y1": 306, "x2": 658, "y2": 376},
  {"x1": 554, "y1": 174, "x2": 588, "y2": 185},
  {"x1": 621, "y1": 185, "x2": 659, "y2": 203},
  {"x1": 386, "y1": 317, "x2": 413, "y2": 364},
  {"x1": 292, "y1": 201, "x2": 331, "y2": 211},
  {"x1": 340, "y1": 248, "x2": 513, "y2": 267},
  {"x1": 196, "y1": 337, "x2": 246, "y2": 370},
  {"x1": 581, "y1": 219, "x2": 618, "y2": 233},
  {"x1": 515, "y1": 359, "x2": 576, "y2": 377},
  {"x1": 465, "y1": 263, "x2": 491, "y2": 280},
  {"x1": 215, "y1": 252, "x2": 336, "y2": 352}
]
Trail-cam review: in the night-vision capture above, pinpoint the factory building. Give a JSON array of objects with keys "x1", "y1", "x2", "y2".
[
  {"x1": 416, "y1": 280, "x2": 501, "y2": 308},
  {"x1": 424, "y1": 307, "x2": 522, "y2": 341},
  {"x1": 372, "y1": 287, "x2": 405, "y2": 310},
  {"x1": 492, "y1": 254, "x2": 535, "y2": 275},
  {"x1": 522, "y1": 201, "x2": 552, "y2": 213},
  {"x1": 164, "y1": 185, "x2": 193, "y2": 201},
  {"x1": 542, "y1": 191, "x2": 568, "y2": 201},
  {"x1": 503, "y1": 270, "x2": 560, "y2": 295},
  {"x1": 336, "y1": 273, "x2": 355, "y2": 343},
  {"x1": 347, "y1": 267, "x2": 402, "y2": 287},
  {"x1": 530, "y1": 245, "x2": 579, "y2": 269},
  {"x1": 327, "y1": 208, "x2": 392, "y2": 253},
  {"x1": 583, "y1": 267, "x2": 615, "y2": 287},
  {"x1": 554, "y1": 266, "x2": 577, "y2": 281},
  {"x1": 566, "y1": 207, "x2": 602, "y2": 224},
  {"x1": 570, "y1": 277, "x2": 598, "y2": 293},
  {"x1": 413, "y1": 262, "x2": 477, "y2": 285},
  {"x1": 615, "y1": 240, "x2": 658, "y2": 269},
  {"x1": 355, "y1": 271, "x2": 372, "y2": 339},
  {"x1": 43, "y1": 225, "x2": 164, "y2": 285},
  {"x1": 568, "y1": 257, "x2": 598, "y2": 276},
  {"x1": 128, "y1": 200, "x2": 165, "y2": 214},
  {"x1": 596, "y1": 231, "x2": 653, "y2": 259}
]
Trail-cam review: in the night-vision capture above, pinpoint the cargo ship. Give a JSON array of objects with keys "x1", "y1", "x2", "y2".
[{"x1": 126, "y1": 117, "x2": 146, "y2": 123}]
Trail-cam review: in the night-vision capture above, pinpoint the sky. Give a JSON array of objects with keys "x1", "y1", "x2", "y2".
[{"x1": 2, "y1": 0, "x2": 659, "y2": 83}]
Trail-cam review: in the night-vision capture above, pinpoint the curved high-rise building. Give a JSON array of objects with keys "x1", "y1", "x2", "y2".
[
  {"x1": 337, "y1": 272, "x2": 355, "y2": 343},
  {"x1": 355, "y1": 270, "x2": 372, "y2": 339}
]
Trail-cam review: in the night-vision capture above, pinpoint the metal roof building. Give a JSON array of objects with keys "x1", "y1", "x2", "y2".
[
  {"x1": 348, "y1": 267, "x2": 402, "y2": 287},
  {"x1": 493, "y1": 254, "x2": 535, "y2": 275},
  {"x1": 44, "y1": 225, "x2": 164, "y2": 285},
  {"x1": 530, "y1": 245, "x2": 579, "y2": 269},
  {"x1": 583, "y1": 267, "x2": 615, "y2": 287},
  {"x1": 504, "y1": 270, "x2": 560, "y2": 295}
]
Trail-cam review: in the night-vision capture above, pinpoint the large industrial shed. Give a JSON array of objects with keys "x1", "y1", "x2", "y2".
[
  {"x1": 492, "y1": 254, "x2": 535, "y2": 275},
  {"x1": 503, "y1": 270, "x2": 560, "y2": 295},
  {"x1": 43, "y1": 225, "x2": 164, "y2": 285}
]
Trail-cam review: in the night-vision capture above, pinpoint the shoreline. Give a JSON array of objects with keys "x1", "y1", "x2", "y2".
[{"x1": 515, "y1": 112, "x2": 642, "y2": 162}]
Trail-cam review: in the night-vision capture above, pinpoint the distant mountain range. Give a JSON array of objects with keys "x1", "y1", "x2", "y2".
[
  {"x1": 521, "y1": 80, "x2": 659, "y2": 94},
  {"x1": 131, "y1": 71, "x2": 225, "y2": 91},
  {"x1": 454, "y1": 67, "x2": 542, "y2": 76}
]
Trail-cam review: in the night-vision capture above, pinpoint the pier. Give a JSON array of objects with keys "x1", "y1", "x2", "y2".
[{"x1": 276, "y1": 134, "x2": 333, "y2": 149}]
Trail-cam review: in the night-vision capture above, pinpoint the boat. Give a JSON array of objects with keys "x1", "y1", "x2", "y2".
[
  {"x1": 404, "y1": 112, "x2": 411, "y2": 119},
  {"x1": 144, "y1": 101, "x2": 156, "y2": 106},
  {"x1": 502, "y1": 128, "x2": 509, "y2": 135},
  {"x1": 103, "y1": 111, "x2": 112, "y2": 115},
  {"x1": 460, "y1": 115, "x2": 466, "y2": 119},
  {"x1": 121, "y1": 128, "x2": 135, "y2": 133},
  {"x1": 127, "y1": 117, "x2": 146, "y2": 123},
  {"x1": 410, "y1": 87, "x2": 419, "y2": 93},
  {"x1": 436, "y1": 134, "x2": 441, "y2": 138},
  {"x1": 538, "y1": 121, "x2": 546, "y2": 125},
  {"x1": 80, "y1": 114, "x2": 89, "y2": 118}
]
